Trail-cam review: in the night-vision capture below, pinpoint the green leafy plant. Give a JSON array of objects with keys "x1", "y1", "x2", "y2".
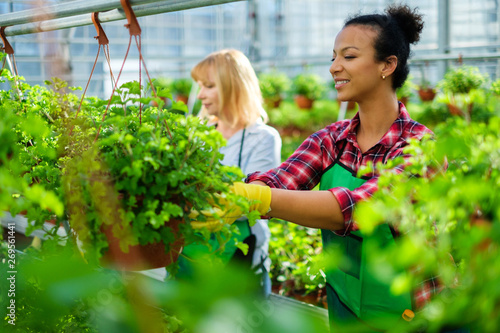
[
  {"x1": 438, "y1": 65, "x2": 487, "y2": 95},
  {"x1": 61, "y1": 80, "x2": 251, "y2": 269},
  {"x1": 396, "y1": 74, "x2": 417, "y2": 103},
  {"x1": 490, "y1": 79, "x2": 500, "y2": 96},
  {"x1": 435, "y1": 65, "x2": 490, "y2": 121},
  {"x1": 258, "y1": 71, "x2": 291, "y2": 106},
  {"x1": 0, "y1": 72, "x2": 69, "y2": 235},
  {"x1": 353, "y1": 115, "x2": 500, "y2": 332},
  {"x1": 1, "y1": 65, "x2": 252, "y2": 271},
  {"x1": 268, "y1": 100, "x2": 339, "y2": 139},
  {"x1": 416, "y1": 66, "x2": 437, "y2": 102},
  {"x1": 291, "y1": 73, "x2": 326, "y2": 101},
  {"x1": 268, "y1": 219, "x2": 326, "y2": 306},
  {"x1": 171, "y1": 78, "x2": 193, "y2": 97}
]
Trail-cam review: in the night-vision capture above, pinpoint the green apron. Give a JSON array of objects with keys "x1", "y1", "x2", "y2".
[
  {"x1": 177, "y1": 219, "x2": 253, "y2": 279},
  {"x1": 178, "y1": 128, "x2": 256, "y2": 279},
  {"x1": 320, "y1": 143, "x2": 412, "y2": 331}
]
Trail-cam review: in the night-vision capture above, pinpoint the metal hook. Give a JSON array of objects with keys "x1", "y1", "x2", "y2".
[
  {"x1": 91, "y1": 12, "x2": 109, "y2": 46},
  {"x1": 0, "y1": 27, "x2": 14, "y2": 55},
  {"x1": 120, "y1": 0, "x2": 141, "y2": 36}
]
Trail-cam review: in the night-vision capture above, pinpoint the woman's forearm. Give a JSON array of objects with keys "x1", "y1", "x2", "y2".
[{"x1": 267, "y1": 188, "x2": 345, "y2": 231}]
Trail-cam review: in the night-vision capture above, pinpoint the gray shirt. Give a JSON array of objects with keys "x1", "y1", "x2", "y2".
[
  {"x1": 219, "y1": 119, "x2": 282, "y2": 177},
  {"x1": 219, "y1": 119, "x2": 282, "y2": 272}
]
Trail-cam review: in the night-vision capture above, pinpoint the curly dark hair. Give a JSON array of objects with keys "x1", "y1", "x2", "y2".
[{"x1": 344, "y1": 4, "x2": 424, "y2": 90}]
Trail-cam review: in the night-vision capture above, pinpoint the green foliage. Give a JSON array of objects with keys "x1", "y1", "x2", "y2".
[
  {"x1": 438, "y1": 65, "x2": 487, "y2": 95},
  {"x1": 490, "y1": 79, "x2": 500, "y2": 96},
  {"x1": 171, "y1": 78, "x2": 193, "y2": 97},
  {"x1": 354, "y1": 116, "x2": 500, "y2": 331},
  {"x1": 396, "y1": 74, "x2": 417, "y2": 100},
  {"x1": 258, "y1": 71, "x2": 291, "y2": 100},
  {"x1": 0, "y1": 73, "x2": 67, "y2": 234},
  {"x1": 2, "y1": 241, "x2": 329, "y2": 332},
  {"x1": 0, "y1": 67, "x2": 252, "y2": 269},
  {"x1": 267, "y1": 99, "x2": 339, "y2": 138},
  {"x1": 291, "y1": 73, "x2": 327, "y2": 100},
  {"x1": 269, "y1": 220, "x2": 325, "y2": 294},
  {"x1": 58, "y1": 80, "x2": 249, "y2": 266}
]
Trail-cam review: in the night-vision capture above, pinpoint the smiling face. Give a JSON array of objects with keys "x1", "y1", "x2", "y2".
[
  {"x1": 196, "y1": 67, "x2": 221, "y2": 117},
  {"x1": 330, "y1": 25, "x2": 386, "y2": 103}
]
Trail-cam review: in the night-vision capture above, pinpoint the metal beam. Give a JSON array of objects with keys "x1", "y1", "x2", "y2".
[
  {"x1": 437, "y1": 0, "x2": 451, "y2": 78},
  {"x1": 0, "y1": 0, "x2": 164, "y2": 27},
  {"x1": 2, "y1": 0, "x2": 245, "y2": 37}
]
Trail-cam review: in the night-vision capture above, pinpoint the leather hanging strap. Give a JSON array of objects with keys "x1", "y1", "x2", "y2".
[
  {"x1": 91, "y1": 12, "x2": 109, "y2": 46},
  {"x1": 120, "y1": 0, "x2": 142, "y2": 36},
  {"x1": 0, "y1": 27, "x2": 14, "y2": 55}
]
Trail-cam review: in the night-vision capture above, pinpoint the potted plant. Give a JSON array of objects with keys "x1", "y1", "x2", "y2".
[
  {"x1": 268, "y1": 218, "x2": 326, "y2": 307},
  {"x1": 437, "y1": 65, "x2": 487, "y2": 119},
  {"x1": 396, "y1": 74, "x2": 417, "y2": 105},
  {"x1": 490, "y1": 78, "x2": 500, "y2": 97},
  {"x1": 291, "y1": 73, "x2": 326, "y2": 109},
  {"x1": 416, "y1": 64, "x2": 437, "y2": 102},
  {"x1": 8, "y1": 78, "x2": 74, "y2": 232},
  {"x1": 2, "y1": 72, "x2": 250, "y2": 271},
  {"x1": 171, "y1": 78, "x2": 193, "y2": 104},
  {"x1": 60, "y1": 80, "x2": 249, "y2": 271},
  {"x1": 151, "y1": 77, "x2": 173, "y2": 108},
  {"x1": 258, "y1": 71, "x2": 291, "y2": 108},
  {"x1": 417, "y1": 79, "x2": 437, "y2": 102}
]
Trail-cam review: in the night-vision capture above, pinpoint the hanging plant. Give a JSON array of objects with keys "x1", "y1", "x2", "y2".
[
  {"x1": 437, "y1": 65, "x2": 488, "y2": 121},
  {"x1": 62, "y1": 80, "x2": 251, "y2": 270}
]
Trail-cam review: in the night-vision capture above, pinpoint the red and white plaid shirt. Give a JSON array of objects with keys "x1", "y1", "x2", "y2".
[{"x1": 246, "y1": 102, "x2": 439, "y2": 309}]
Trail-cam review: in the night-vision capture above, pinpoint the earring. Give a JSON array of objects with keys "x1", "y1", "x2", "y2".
[{"x1": 382, "y1": 75, "x2": 386, "y2": 80}]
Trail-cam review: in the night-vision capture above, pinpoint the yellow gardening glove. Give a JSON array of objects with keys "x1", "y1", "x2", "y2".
[{"x1": 189, "y1": 182, "x2": 271, "y2": 231}]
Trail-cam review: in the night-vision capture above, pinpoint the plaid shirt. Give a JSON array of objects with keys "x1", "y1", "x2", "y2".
[{"x1": 246, "y1": 103, "x2": 438, "y2": 309}]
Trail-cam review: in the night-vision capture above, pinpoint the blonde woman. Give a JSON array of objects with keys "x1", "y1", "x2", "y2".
[{"x1": 178, "y1": 49, "x2": 282, "y2": 295}]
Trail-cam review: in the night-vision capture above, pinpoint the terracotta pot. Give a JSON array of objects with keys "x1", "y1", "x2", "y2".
[
  {"x1": 447, "y1": 104, "x2": 463, "y2": 116},
  {"x1": 264, "y1": 97, "x2": 282, "y2": 108},
  {"x1": 400, "y1": 97, "x2": 409, "y2": 105},
  {"x1": 294, "y1": 95, "x2": 314, "y2": 109},
  {"x1": 101, "y1": 218, "x2": 184, "y2": 271},
  {"x1": 151, "y1": 96, "x2": 168, "y2": 107},
  {"x1": 271, "y1": 283, "x2": 282, "y2": 295},
  {"x1": 176, "y1": 94, "x2": 189, "y2": 104},
  {"x1": 298, "y1": 291, "x2": 319, "y2": 305},
  {"x1": 278, "y1": 125, "x2": 310, "y2": 138},
  {"x1": 418, "y1": 88, "x2": 436, "y2": 102},
  {"x1": 98, "y1": 192, "x2": 184, "y2": 271},
  {"x1": 470, "y1": 211, "x2": 493, "y2": 252}
]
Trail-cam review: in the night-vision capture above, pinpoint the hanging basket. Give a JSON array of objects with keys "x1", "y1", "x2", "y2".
[
  {"x1": 176, "y1": 94, "x2": 189, "y2": 104},
  {"x1": 100, "y1": 218, "x2": 184, "y2": 271},
  {"x1": 447, "y1": 103, "x2": 463, "y2": 116},
  {"x1": 418, "y1": 88, "x2": 436, "y2": 102},
  {"x1": 294, "y1": 95, "x2": 314, "y2": 109}
]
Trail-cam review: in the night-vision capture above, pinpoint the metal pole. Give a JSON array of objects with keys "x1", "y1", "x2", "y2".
[
  {"x1": 0, "y1": 0, "x2": 163, "y2": 27},
  {"x1": 497, "y1": 0, "x2": 500, "y2": 79},
  {"x1": 3, "y1": 0, "x2": 245, "y2": 37},
  {"x1": 437, "y1": 0, "x2": 451, "y2": 77}
]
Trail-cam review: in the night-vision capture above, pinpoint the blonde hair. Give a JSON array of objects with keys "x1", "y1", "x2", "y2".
[{"x1": 191, "y1": 49, "x2": 267, "y2": 127}]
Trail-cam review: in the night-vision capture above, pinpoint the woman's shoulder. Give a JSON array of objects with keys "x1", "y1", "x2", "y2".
[
  {"x1": 311, "y1": 119, "x2": 352, "y2": 141},
  {"x1": 402, "y1": 118, "x2": 434, "y2": 140},
  {"x1": 247, "y1": 121, "x2": 281, "y2": 139},
  {"x1": 400, "y1": 104, "x2": 434, "y2": 139}
]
